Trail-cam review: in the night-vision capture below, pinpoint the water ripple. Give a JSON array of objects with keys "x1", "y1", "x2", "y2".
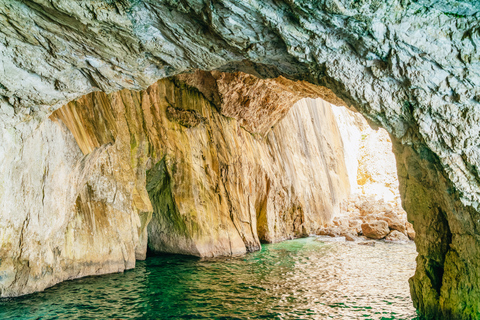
[{"x1": 0, "y1": 237, "x2": 420, "y2": 319}]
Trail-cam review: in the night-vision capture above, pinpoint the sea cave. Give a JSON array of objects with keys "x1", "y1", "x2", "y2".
[{"x1": 0, "y1": 1, "x2": 479, "y2": 319}]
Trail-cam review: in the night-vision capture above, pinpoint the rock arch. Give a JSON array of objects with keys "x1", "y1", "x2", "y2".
[{"x1": 0, "y1": 1, "x2": 479, "y2": 319}]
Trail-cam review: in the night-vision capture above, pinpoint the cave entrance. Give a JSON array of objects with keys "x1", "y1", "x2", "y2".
[
  {"x1": 47, "y1": 69, "x2": 416, "y2": 257},
  {"x1": 13, "y1": 70, "x2": 420, "y2": 318},
  {"x1": 315, "y1": 100, "x2": 416, "y2": 243}
]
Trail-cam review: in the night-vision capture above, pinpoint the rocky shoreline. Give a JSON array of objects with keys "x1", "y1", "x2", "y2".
[{"x1": 317, "y1": 194, "x2": 415, "y2": 243}]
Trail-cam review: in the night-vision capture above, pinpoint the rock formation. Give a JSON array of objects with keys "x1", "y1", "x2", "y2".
[
  {"x1": 0, "y1": 72, "x2": 351, "y2": 296},
  {"x1": 0, "y1": 1, "x2": 479, "y2": 319},
  {"x1": 317, "y1": 105, "x2": 413, "y2": 242}
]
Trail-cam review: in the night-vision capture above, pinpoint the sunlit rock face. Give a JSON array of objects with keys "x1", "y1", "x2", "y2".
[
  {"x1": 0, "y1": 114, "x2": 146, "y2": 297},
  {"x1": 1, "y1": 0, "x2": 480, "y2": 318},
  {"x1": 0, "y1": 73, "x2": 350, "y2": 296}
]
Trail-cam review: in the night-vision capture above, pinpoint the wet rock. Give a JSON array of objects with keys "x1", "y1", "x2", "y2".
[
  {"x1": 0, "y1": 1, "x2": 480, "y2": 318},
  {"x1": 0, "y1": 74, "x2": 351, "y2": 296},
  {"x1": 361, "y1": 221, "x2": 390, "y2": 240}
]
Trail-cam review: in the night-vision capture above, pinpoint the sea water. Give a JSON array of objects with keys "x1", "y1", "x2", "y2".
[{"x1": 0, "y1": 237, "x2": 419, "y2": 319}]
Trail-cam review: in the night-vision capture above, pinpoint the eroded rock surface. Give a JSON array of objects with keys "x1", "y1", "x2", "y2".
[
  {"x1": 362, "y1": 221, "x2": 390, "y2": 240},
  {"x1": 318, "y1": 106, "x2": 413, "y2": 242}
]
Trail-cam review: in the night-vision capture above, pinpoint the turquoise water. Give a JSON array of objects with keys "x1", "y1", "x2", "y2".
[{"x1": 0, "y1": 237, "x2": 419, "y2": 319}]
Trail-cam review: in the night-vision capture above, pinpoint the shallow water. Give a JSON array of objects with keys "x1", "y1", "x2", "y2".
[{"x1": 0, "y1": 237, "x2": 419, "y2": 319}]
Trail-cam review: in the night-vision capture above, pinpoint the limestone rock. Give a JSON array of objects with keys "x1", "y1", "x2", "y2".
[
  {"x1": 385, "y1": 230, "x2": 410, "y2": 242},
  {"x1": 361, "y1": 221, "x2": 390, "y2": 240},
  {"x1": 356, "y1": 197, "x2": 393, "y2": 216},
  {"x1": 176, "y1": 71, "x2": 345, "y2": 136},
  {"x1": 317, "y1": 228, "x2": 339, "y2": 238},
  {"x1": 349, "y1": 219, "x2": 363, "y2": 234},
  {"x1": 0, "y1": 73, "x2": 351, "y2": 296},
  {"x1": 406, "y1": 222, "x2": 416, "y2": 241},
  {"x1": 380, "y1": 216, "x2": 407, "y2": 235},
  {"x1": 357, "y1": 129, "x2": 400, "y2": 204}
]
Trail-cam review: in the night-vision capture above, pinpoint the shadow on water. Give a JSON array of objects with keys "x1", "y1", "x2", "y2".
[{"x1": 0, "y1": 237, "x2": 422, "y2": 319}]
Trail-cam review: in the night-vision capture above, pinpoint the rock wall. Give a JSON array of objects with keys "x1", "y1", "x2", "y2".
[
  {"x1": 333, "y1": 105, "x2": 403, "y2": 205},
  {"x1": 332, "y1": 106, "x2": 369, "y2": 194},
  {"x1": 0, "y1": 74, "x2": 350, "y2": 296},
  {"x1": 0, "y1": 117, "x2": 145, "y2": 297}
]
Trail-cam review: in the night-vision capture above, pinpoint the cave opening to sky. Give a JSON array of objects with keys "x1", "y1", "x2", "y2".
[{"x1": 324, "y1": 100, "x2": 415, "y2": 243}]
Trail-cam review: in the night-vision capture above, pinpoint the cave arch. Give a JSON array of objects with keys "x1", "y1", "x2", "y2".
[
  {"x1": 44, "y1": 70, "x2": 465, "y2": 320},
  {"x1": 0, "y1": 1, "x2": 479, "y2": 319}
]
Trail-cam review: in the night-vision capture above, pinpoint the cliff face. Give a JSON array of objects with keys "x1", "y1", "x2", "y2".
[
  {"x1": 1, "y1": 1, "x2": 480, "y2": 318},
  {"x1": 0, "y1": 74, "x2": 350, "y2": 296}
]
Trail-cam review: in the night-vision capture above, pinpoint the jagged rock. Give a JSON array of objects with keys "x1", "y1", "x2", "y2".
[
  {"x1": 349, "y1": 219, "x2": 363, "y2": 234},
  {"x1": 386, "y1": 230, "x2": 410, "y2": 242},
  {"x1": 333, "y1": 217, "x2": 349, "y2": 227},
  {"x1": 356, "y1": 197, "x2": 393, "y2": 216},
  {"x1": 406, "y1": 222, "x2": 416, "y2": 241},
  {"x1": 175, "y1": 71, "x2": 344, "y2": 136},
  {"x1": 361, "y1": 221, "x2": 390, "y2": 240},
  {"x1": 380, "y1": 216, "x2": 407, "y2": 235}
]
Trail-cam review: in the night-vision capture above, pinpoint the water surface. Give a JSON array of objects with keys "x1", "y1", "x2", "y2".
[{"x1": 0, "y1": 237, "x2": 419, "y2": 319}]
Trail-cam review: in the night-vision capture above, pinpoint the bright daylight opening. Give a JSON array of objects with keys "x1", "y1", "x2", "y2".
[{"x1": 319, "y1": 102, "x2": 415, "y2": 243}]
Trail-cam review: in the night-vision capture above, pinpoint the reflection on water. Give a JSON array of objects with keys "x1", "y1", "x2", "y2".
[{"x1": 0, "y1": 237, "x2": 419, "y2": 319}]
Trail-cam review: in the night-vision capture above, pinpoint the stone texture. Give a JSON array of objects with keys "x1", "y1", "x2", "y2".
[
  {"x1": 386, "y1": 230, "x2": 410, "y2": 242},
  {"x1": 380, "y1": 216, "x2": 407, "y2": 235},
  {"x1": 175, "y1": 70, "x2": 345, "y2": 136},
  {"x1": 357, "y1": 129, "x2": 402, "y2": 204},
  {"x1": 0, "y1": 1, "x2": 479, "y2": 318},
  {"x1": 0, "y1": 117, "x2": 147, "y2": 297},
  {"x1": 361, "y1": 221, "x2": 390, "y2": 240},
  {"x1": 406, "y1": 222, "x2": 416, "y2": 240}
]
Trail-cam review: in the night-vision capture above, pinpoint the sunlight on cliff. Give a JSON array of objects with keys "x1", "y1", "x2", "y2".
[
  {"x1": 314, "y1": 101, "x2": 415, "y2": 242},
  {"x1": 332, "y1": 105, "x2": 402, "y2": 205}
]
